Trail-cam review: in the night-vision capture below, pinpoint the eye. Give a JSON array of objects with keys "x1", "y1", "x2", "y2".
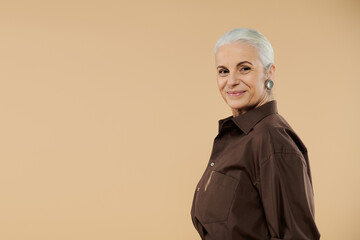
[
  {"x1": 218, "y1": 69, "x2": 229, "y2": 76},
  {"x1": 240, "y1": 66, "x2": 251, "y2": 72}
]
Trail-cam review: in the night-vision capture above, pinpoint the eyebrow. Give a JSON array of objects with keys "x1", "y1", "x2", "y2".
[{"x1": 217, "y1": 61, "x2": 253, "y2": 69}]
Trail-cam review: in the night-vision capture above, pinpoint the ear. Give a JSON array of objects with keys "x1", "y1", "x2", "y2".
[{"x1": 267, "y1": 64, "x2": 276, "y2": 80}]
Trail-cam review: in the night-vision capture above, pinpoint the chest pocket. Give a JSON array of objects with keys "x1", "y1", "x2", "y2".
[{"x1": 196, "y1": 170, "x2": 239, "y2": 224}]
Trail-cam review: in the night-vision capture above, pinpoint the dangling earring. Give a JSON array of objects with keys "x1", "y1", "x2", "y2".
[{"x1": 265, "y1": 79, "x2": 274, "y2": 90}]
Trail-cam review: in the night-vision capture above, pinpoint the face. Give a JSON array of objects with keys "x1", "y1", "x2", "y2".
[{"x1": 215, "y1": 41, "x2": 275, "y2": 116}]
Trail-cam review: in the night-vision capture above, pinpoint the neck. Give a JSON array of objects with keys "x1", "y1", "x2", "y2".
[{"x1": 232, "y1": 94, "x2": 273, "y2": 117}]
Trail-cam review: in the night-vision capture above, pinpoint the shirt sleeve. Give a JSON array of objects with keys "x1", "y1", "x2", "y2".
[{"x1": 258, "y1": 152, "x2": 320, "y2": 240}]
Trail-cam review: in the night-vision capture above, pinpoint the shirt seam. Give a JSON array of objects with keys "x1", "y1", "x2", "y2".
[
  {"x1": 261, "y1": 151, "x2": 304, "y2": 167},
  {"x1": 254, "y1": 151, "x2": 304, "y2": 188}
]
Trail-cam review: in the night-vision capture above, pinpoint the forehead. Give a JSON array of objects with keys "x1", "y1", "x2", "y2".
[{"x1": 215, "y1": 41, "x2": 261, "y2": 66}]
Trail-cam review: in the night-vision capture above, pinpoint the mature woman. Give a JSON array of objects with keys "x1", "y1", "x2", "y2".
[{"x1": 191, "y1": 28, "x2": 320, "y2": 240}]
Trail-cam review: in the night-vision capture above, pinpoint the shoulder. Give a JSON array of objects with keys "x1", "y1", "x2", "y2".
[{"x1": 253, "y1": 113, "x2": 308, "y2": 156}]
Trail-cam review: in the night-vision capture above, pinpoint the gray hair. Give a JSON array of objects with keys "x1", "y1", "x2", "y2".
[{"x1": 214, "y1": 28, "x2": 274, "y2": 71}]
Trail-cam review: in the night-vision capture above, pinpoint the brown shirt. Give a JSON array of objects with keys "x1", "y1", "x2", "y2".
[{"x1": 191, "y1": 101, "x2": 320, "y2": 240}]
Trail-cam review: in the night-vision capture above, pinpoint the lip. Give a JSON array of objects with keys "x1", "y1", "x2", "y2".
[{"x1": 227, "y1": 90, "x2": 246, "y2": 97}]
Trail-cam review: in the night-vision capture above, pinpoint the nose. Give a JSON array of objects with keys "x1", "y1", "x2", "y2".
[{"x1": 227, "y1": 71, "x2": 240, "y2": 87}]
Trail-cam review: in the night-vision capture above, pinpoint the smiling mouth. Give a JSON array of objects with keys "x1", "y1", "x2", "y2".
[{"x1": 227, "y1": 90, "x2": 246, "y2": 97}]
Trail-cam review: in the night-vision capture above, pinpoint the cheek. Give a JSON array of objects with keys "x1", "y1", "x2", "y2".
[
  {"x1": 217, "y1": 77, "x2": 226, "y2": 91},
  {"x1": 247, "y1": 75, "x2": 264, "y2": 92}
]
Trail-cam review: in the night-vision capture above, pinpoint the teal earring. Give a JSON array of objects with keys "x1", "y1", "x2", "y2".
[{"x1": 265, "y1": 79, "x2": 274, "y2": 90}]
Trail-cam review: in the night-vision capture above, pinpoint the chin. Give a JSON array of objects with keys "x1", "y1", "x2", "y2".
[{"x1": 225, "y1": 99, "x2": 249, "y2": 111}]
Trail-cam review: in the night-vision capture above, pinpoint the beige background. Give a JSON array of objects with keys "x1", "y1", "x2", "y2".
[{"x1": 0, "y1": 0, "x2": 359, "y2": 239}]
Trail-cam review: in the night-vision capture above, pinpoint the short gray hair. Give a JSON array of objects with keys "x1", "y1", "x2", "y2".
[{"x1": 214, "y1": 28, "x2": 274, "y2": 70}]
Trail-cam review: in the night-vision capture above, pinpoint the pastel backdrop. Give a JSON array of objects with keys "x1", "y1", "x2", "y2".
[{"x1": 0, "y1": 0, "x2": 359, "y2": 239}]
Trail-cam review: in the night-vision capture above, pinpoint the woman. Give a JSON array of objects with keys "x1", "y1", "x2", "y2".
[{"x1": 191, "y1": 28, "x2": 320, "y2": 240}]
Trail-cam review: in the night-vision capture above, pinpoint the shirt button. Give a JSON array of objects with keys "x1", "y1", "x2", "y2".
[
  {"x1": 210, "y1": 162, "x2": 215, "y2": 167},
  {"x1": 197, "y1": 187, "x2": 200, "y2": 192}
]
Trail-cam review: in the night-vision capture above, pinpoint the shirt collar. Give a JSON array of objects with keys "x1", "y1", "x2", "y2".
[{"x1": 218, "y1": 100, "x2": 278, "y2": 135}]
